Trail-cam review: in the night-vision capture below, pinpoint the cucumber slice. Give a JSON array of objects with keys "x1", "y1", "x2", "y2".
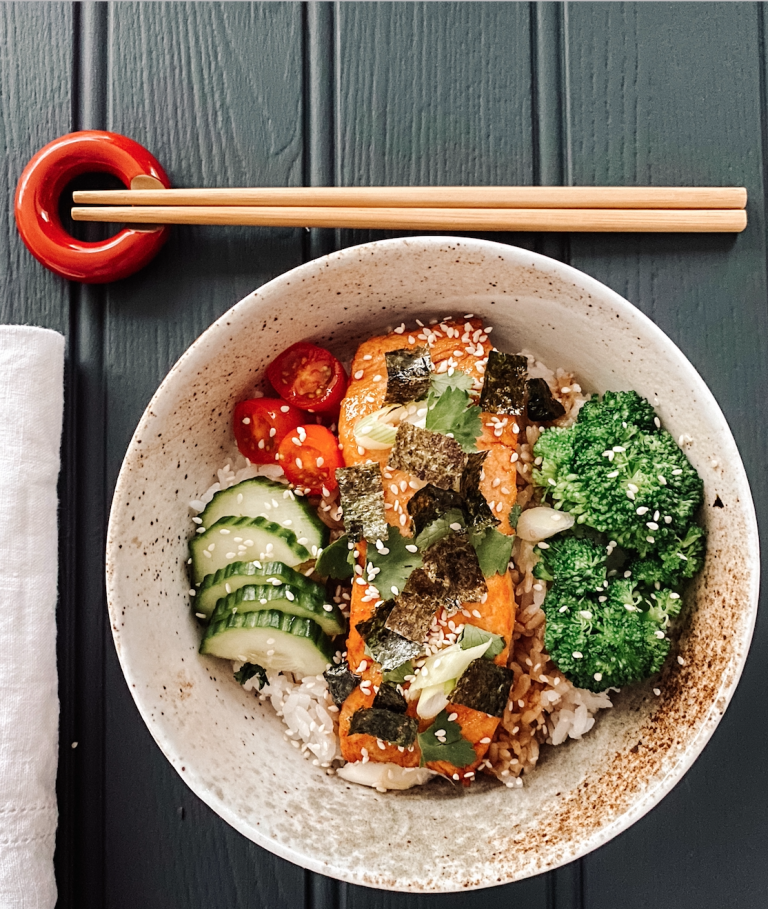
[
  {"x1": 199, "y1": 477, "x2": 328, "y2": 555},
  {"x1": 200, "y1": 608, "x2": 334, "y2": 675},
  {"x1": 210, "y1": 583, "x2": 346, "y2": 636},
  {"x1": 196, "y1": 559, "x2": 321, "y2": 619},
  {"x1": 189, "y1": 516, "x2": 310, "y2": 585}
]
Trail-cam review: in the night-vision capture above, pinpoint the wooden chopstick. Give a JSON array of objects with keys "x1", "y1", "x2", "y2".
[
  {"x1": 70, "y1": 205, "x2": 747, "y2": 233},
  {"x1": 72, "y1": 186, "x2": 747, "y2": 210}
]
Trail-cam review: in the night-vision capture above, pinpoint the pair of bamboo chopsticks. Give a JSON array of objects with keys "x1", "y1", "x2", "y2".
[{"x1": 71, "y1": 186, "x2": 748, "y2": 232}]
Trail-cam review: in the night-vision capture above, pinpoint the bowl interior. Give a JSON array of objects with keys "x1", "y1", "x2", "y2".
[{"x1": 106, "y1": 237, "x2": 758, "y2": 891}]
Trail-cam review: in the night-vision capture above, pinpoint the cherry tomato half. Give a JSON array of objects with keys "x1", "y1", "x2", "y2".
[
  {"x1": 267, "y1": 342, "x2": 348, "y2": 414},
  {"x1": 233, "y1": 398, "x2": 307, "y2": 464},
  {"x1": 277, "y1": 424, "x2": 343, "y2": 494}
]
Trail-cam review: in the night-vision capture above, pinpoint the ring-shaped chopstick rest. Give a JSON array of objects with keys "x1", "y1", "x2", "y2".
[{"x1": 15, "y1": 130, "x2": 170, "y2": 283}]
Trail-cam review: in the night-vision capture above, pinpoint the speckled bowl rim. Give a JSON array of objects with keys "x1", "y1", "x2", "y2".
[{"x1": 106, "y1": 236, "x2": 759, "y2": 891}]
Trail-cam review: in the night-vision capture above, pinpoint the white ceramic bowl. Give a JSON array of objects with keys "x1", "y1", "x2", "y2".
[{"x1": 106, "y1": 237, "x2": 758, "y2": 892}]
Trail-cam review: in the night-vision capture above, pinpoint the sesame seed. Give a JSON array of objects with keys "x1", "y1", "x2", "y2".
[
  {"x1": 677, "y1": 655, "x2": 685, "y2": 665},
  {"x1": 572, "y1": 651, "x2": 583, "y2": 659},
  {"x1": 653, "y1": 688, "x2": 661, "y2": 696},
  {"x1": 646, "y1": 535, "x2": 655, "y2": 543},
  {"x1": 280, "y1": 405, "x2": 290, "y2": 413},
  {"x1": 594, "y1": 672, "x2": 603, "y2": 682},
  {"x1": 372, "y1": 374, "x2": 382, "y2": 382},
  {"x1": 449, "y1": 522, "x2": 462, "y2": 531},
  {"x1": 637, "y1": 506, "x2": 649, "y2": 515},
  {"x1": 405, "y1": 544, "x2": 418, "y2": 553},
  {"x1": 242, "y1": 416, "x2": 251, "y2": 425},
  {"x1": 538, "y1": 541, "x2": 550, "y2": 550},
  {"x1": 354, "y1": 370, "x2": 364, "y2": 380}
]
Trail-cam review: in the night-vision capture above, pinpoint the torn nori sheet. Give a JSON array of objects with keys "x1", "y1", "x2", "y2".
[
  {"x1": 422, "y1": 533, "x2": 487, "y2": 605},
  {"x1": 372, "y1": 681, "x2": 408, "y2": 714},
  {"x1": 384, "y1": 568, "x2": 445, "y2": 643},
  {"x1": 336, "y1": 463, "x2": 388, "y2": 543},
  {"x1": 407, "y1": 484, "x2": 466, "y2": 537},
  {"x1": 348, "y1": 708, "x2": 418, "y2": 747},
  {"x1": 478, "y1": 351, "x2": 528, "y2": 415},
  {"x1": 323, "y1": 661, "x2": 362, "y2": 708},
  {"x1": 448, "y1": 658, "x2": 514, "y2": 718},
  {"x1": 388, "y1": 422, "x2": 465, "y2": 490},
  {"x1": 384, "y1": 346, "x2": 433, "y2": 405},
  {"x1": 355, "y1": 600, "x2": 422, "y2": 671},
  {"x1": 460, "y1": 450, "x2": 499, "y2": 530},
  {"x1": 526, "y1": 377, "x2": 566, "y2": 423}
]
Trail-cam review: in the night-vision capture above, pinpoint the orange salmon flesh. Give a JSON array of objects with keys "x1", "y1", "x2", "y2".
[{"x1": 336, "y1": 318, "x2": 519, "y2": 784}]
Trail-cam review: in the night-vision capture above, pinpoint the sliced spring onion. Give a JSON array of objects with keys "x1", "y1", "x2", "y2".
[
  {"x1": 416, "y1": 681, "x2": 453, "y2": 719},
  {"x1": 515, "y1": 505, "x2": 575, "y2": 543},
  {"x1": 353, "y1": 402, "x2": 428, "y2": 450},
  {"x1": 409, "y1": 640, "x2": 491, "y2": 692}
]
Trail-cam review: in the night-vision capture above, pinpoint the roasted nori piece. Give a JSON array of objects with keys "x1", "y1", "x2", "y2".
[
  {"x1": 355, "y1": 600, "x2": 422, "y2": 671},
  {"x1": 384, "y1": 346, "x2": 433, "y2": 405},
  {"x1": 422, "y1": 533, "x2": 487, "y2": 604},
  {"x1": 336, "y1": 463, "x2": 388, "y2": 543},
  {"x1": 460, "y1": 450, "x2": 499, "y2": 530},
  {"x1": 526, "y1": 377, "x2": 566, "y2": 423},
  {"x1": 448, "y1": 658, "x2": 514, "y2": 718},
  {"x1": 384, "y1": 568, "x2": 444, "y2": 643},
  {"x1": 348, "y1": 708, "x2": 418, "y2": 747},
  {"x1": 323, "y1": 661, "x2": 362, "y2": 708},
  {"x1": 407, "y1": 484, "x2": 466, "y2": 537},
  {"x1": 372, "y1": 681, "x2": 408, "y2": 714},
  {"x1": 478, "y1": 351, "x2": 528, "y2": 415},
  {"x1": 388, "y1": 422, "x2": 466, "y2": 490}
]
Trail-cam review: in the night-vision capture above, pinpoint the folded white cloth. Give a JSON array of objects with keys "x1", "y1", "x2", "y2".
[{"x1": 0, "y1": 326, "x2": 64, "y2": 909}]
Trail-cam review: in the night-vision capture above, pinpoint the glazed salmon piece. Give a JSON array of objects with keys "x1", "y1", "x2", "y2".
[
  {"x1": 337, "y1": 318, "x2": 519, "y2": 782},
  {"x1": 425, "y1": 705, "x2": 501, "y2": 781},
  {"x1": 339, "y1": 317, "x2": 493, "y2": 468},
  {"x1": 340, "y1": 687, "x2": 421, "y2": 767}
]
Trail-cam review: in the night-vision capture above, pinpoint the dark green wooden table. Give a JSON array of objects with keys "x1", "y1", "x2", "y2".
[{"x1": 2, "y1": 2, "x2": 766, "y2": 906}]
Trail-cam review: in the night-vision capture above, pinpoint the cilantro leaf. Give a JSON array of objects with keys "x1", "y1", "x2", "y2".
[
  {"x1": 508, "y1": 503, "x2": 522, "y2": 531},
  {"x1": 469, "y1": 526, "x2": 514, "y2": 576},
  {"x1": 315, "y1": 534, "x2": 355, "y2": 579},
  {"x1": 413, "y1": 507, "x2": 467, "y2": 549},
  {"x1": 382, "y1": 660, "x2": 415, "y2": 684},
  {"x1": 234, "y1": 662, "x2": 268, "y2": 689},
  {"x1": 429, "y1": 369, "x2": 474, "y2": 398},
  {"x1": 459, "y1": 624, "x2": 505, "y2": 660},
  {"x1": 425, "y1": 385, "x2": 482, "y2": 453},
  {"x1": 367, "y1": 525, "x2": 423, "y2": 598},
  {"x1": 417, "y1": 709, "x2": 477, "y2": 768}
]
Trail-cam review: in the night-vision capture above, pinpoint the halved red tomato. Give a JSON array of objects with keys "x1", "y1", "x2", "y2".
[
  {"x1": 233, "y1": 398, "x2": 306, "y2": 464},
  {"x1": 267, "y1": 342, "x2": 347, "y2": 414},
  {"x1": 277, "y1": 424, "x2": 343, "y2": 494}
]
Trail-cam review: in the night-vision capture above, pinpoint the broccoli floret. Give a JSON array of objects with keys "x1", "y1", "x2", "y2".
[
  {"x1": 533, "y1": 535, "x2": 607, "y2": 595},
  {"x1": 533, "y1": 391, "x2": 704, "y2": 559},
  {"x1": 577, "y1": 390, "x2": 658, "y2": 437},
  {"x1": 542, "y1": 577, "x2": 678, "y2": 692},
  {"x1": 628, "y1": 524, "x2": 707, "y2": 587}
]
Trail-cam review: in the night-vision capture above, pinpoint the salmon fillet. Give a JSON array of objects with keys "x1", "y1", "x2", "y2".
[{"x1": 337, "y1": 318, "x2": 519, "y2": 784}]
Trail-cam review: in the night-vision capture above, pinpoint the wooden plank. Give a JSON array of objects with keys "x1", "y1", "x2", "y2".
[
  {"x1": 333, "y1": 4, "x2": 549, "y2": 906},
  {"x1": 102, "y1": 4, "x2": 307, "y2": 907},
  {"x1": 0, "y1": 2, "x2": 71, "y2": 331},
  {"x1": 0, "y1": 4, "x2": 76, "y2": 906},
  {"x1": 334, "y1": 0, "x2": 538, "y2": 252},
  {"x1": 563, "y1": 4, "x2": 768, "y2": 907}
]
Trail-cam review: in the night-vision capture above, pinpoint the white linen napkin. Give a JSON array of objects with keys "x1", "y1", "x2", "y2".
[{"x1": 0, "y1": 326, "x2": 64, "y2": 909}]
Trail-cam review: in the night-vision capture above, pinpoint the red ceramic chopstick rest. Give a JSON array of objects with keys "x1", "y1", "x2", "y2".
[{"x1": 15, "y1": 130, "x2": 170, "y2": 283}]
